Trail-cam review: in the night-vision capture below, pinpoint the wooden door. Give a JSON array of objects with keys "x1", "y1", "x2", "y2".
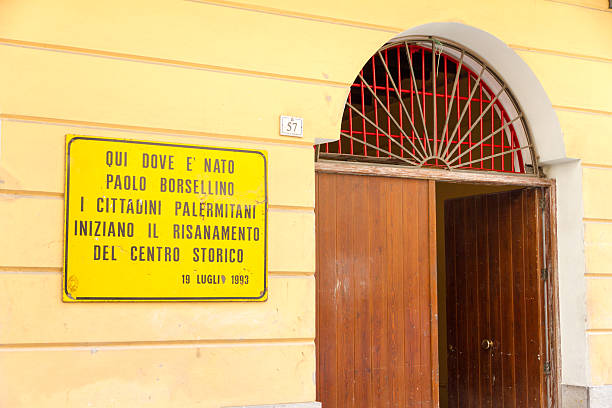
[
  {"x1": 315, "y1": 172, "x2": 438, "y2": 408},
  {"x1": 445, "y1": 189, "x2": 546, "y2": 408}
]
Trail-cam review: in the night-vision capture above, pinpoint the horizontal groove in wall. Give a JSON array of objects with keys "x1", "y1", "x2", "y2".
[
  {"x1": 0, "y1": 114, "x2": 315, "y2": 148},
  {"x1": 511, "y1": 44, "x2": 612, "y2": 64},
  {"x1": 0, "y1": 189, "x2": 64, "y2": 198},
  {"x1": 553, "y1": 105, "x2": 612, "y2": 116},
  {"x1": 0, "y1": 267, "x2": 314, "y2": 275},
  {"x1": 585, "y1": 273, "x2": 612, "y2": 278},
  {"x1": 269, "y1": 205, "x2": 315, "y2": 213},
  {"x1": 544, "y1": 0, "x2": 612, "y2": 13},
  {"x1": 586, "y1": 329, "x2": 612, "y2": 334},
  {"x1": 583, "y1": 218, "x2": 612, "y2": 223},
  {"x1": 0, "y1": 37, "x2": 349, "y2": 88},
  {"x1": 0, "y1": 266, "x2": 62, "y2": 273},
  {"x1": 186, "y1": 0, "x2": 401, "y2": 33},
  {"x1": 582, "y1": 163, "x2": 612, "y2": 169},
  {"x1": 268, "y1": 272, "x2": 315, "y2": 277},
  {"x1": 0, "y1": 337, "x2": 315, "y2": 352}
]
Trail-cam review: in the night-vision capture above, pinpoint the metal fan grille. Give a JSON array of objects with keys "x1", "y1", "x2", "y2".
[{"x1": 319, "y1": 38, "x2": 537, "y2": 175}]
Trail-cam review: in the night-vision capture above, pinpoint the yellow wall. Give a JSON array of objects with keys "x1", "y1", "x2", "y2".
[
  {"x1": 0, "y1": 0, "x2": 611, "y2": 405},
  {"x1": 583, "y1": 165, "x2": 612, "y2": 386}
]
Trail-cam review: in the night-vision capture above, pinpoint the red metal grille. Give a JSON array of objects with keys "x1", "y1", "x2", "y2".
[{"x1": 319, "y1": 39, "x2": 535, "y2": 174}]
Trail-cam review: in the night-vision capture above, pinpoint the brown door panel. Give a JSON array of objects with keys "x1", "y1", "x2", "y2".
[
  {"x1": 445, "y1": 189, "x2": 545, "y2": 408},
  {"x1": 316, "y1": 173, "x2": 437, "y2": 408}
]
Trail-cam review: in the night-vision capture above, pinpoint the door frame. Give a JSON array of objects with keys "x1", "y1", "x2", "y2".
[{"x1": 315, "y1": 160, "x2": 561, "y2": 407}]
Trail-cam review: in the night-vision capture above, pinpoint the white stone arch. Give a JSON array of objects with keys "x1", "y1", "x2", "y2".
[
  {"x1": 321, "y1": 21, "x2": 589, "y2": 391},
  {"x1": 392, "y1": 23, "x2": 589, "y2": 390},
  {"x1": 393, "y1": 22, "x2": 566, "y2": 165}
]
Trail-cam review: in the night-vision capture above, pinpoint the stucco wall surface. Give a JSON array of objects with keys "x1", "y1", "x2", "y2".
[{"x1": 0, "y1": 0, "x2": 610, "y2": 406}]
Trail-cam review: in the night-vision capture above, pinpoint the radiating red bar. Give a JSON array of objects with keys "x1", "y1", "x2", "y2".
[
  {"x1": 431, "y1": 46, "x2": 439, "y2": 166},
  {"x1": 385, "y1": 50, "x2": 393, "y2": 157},
  {"x1": 348, "y1": 89, "x2": 353, "y2": 154},
  {"x1": 467, "y1": 74, "x2": 472, "y2": 168},
  {"x1": 408, "y1": 48, "x2": 415, "y2": 156},
  {"x1": 421, "y1": 47, "x2": 427, "y2": 154},
  {"x1": 479, "y1": 82, "x2": 484, "y2": 169},
  {"x1": 444, "y1": 56, "x2": 449, "y2": 152},
  {"x1": 501, "y1": 108, "x2": 505, "y2": 171},
  {"x1": 433, "y1": 48, "x2": 437, "y2": 166},
  {"x1": 456, "y1": 69, "x2": 462, "y2": 166},
  {"x1": 397, "y1": 47, "x2": 407, "y2": 156},
  {"x1": 360, "y1": 69, "x2": 367, "y2": 155},
  {"x1": 514, "y1": 129, "x2": 525, "y2": 173},
  {"x1": 371, "y1": 56, "x2": 380, "y2": 157},
  {"x1": 491, "y1": 92, "x2": 495, "y2": 170}
]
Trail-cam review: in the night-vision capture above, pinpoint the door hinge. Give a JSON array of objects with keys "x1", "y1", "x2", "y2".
[
  {"x1": 539, "y1": 196, "x2": 547, "y2": 210},
  {"x1": 544, "y1": 361, "x2": 552, "y2": 376},
  {"x1": 541, "y1": 267, "x2": 549, "y2": 281}
]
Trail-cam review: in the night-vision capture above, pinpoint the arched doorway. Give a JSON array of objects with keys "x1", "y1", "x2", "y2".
[
  {"x1": 317, "y1": 38, "x2": 536, "y2": 174},
  {"x1": 315, "y1": 36, "x2": 559, "y2": 408}
]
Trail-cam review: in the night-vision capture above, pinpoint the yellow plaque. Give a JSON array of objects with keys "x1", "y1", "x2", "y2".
[{"x1": 63, "y1": 135, "x2": 267, "y2": 301}]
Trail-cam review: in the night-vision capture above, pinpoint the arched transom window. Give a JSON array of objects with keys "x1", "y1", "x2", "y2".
[{"x1": 319, "y1": 37, "x2": 538, "y2": 175}]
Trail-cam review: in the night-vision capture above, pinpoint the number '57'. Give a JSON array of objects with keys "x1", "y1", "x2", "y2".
[{"x1": 286, "y1": 121, "x2": 298, "y2": 132}]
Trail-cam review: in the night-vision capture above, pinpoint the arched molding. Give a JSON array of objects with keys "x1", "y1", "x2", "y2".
[
  {"x1": 393, "y1": 22, "x2": 566, "y2": 165},
  {"x1": 392, "y1": 23, "x2": 588, "y2": 389},
  {"x1": 319, "y1": 22, "x2": 589, "y2": 388}
]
